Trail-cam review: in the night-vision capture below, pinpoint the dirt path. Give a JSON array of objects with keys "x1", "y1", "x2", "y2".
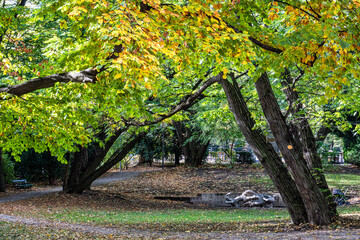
[
  {"x1": 0, "y1": 171, "x2": 141, "y2": 203},
  {"x1": 0, "y1": 213, "x2": 359, "y2": 239}
]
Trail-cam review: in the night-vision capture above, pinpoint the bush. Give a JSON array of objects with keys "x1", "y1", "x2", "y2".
[{"x1": 344, "y1": 149, "x2": 360, "y2": 167}]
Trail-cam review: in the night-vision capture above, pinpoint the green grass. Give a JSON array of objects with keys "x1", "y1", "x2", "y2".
[
  {"x1": 338, "y1": 204, "x2": 360, "y2": 215},
  {"x1": 38, "y1": 208, "x2": 290, "y2": 225},
  {"x1": 325, "y1": 173, "x2": 360, "y2": 194},
  {"x1": 31, "y1": 204, "x2": 360, "y2": 226}
]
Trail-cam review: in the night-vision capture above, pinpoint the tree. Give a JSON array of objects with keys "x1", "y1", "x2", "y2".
[{"x1": 173, "y1": 120, "x2": 209, "y2": 166}]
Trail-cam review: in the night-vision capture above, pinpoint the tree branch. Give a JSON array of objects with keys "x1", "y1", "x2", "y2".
[
  {"x1": 223, "y1": 21, "x2": 283, "y2": 54},
  {"x1": 126, "y1": 73, "x2": 223, "y2": 126},
  {"x1": 275, "y1": 0, "x2": 321, "y2": 20},
  {"x1": 0, "y1": 69, "x2": 98, "y2": 96}
]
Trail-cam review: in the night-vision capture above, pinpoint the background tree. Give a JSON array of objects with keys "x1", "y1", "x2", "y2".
[{"x1": 15, "y1": 149, "x2": 65, "y2": 185}]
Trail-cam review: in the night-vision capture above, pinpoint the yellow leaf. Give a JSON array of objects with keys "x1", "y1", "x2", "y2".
[{"x1": 340, "y1": 77, "x2": 349, "y2": 85}]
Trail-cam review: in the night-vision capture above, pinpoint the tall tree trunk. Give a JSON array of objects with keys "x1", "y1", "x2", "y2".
[
  {"x1": 173, "y1": 121, "x2": 209, "y2": 166},
  {"x1": 0, "y1": 148, "x2": 6, "y2": 192},
  {"x1": 174, "y1": 140, "x2": 181, "y2": 166},
  {"x1": 64, "y1": 146, "x2": 88, "y2": 193},
  {"x1": 255, "y1": 72, "x2": 333, "y2": 225},
  {"x1": 281, "y1": 69, "x2": 337, "y2": 219},
  {"x1": 43, "y1": 151, "x2": 56, "y2": 185},
  {"x1": 220, "y1": 75, "x2": 308, "y2": 225}
]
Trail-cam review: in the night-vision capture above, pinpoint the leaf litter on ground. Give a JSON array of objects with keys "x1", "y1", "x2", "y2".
[{"x1": 0, "y1": 164, "x2": 359, "y2": 236}]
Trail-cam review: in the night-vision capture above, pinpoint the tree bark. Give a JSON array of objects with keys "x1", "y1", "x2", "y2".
[
  {"x1": 281, "y1": 69, "x2": 337, "y2": 219},
  {"x1": 64, "y1": 146, "x2": 88, "y2": 193},
  {"x1": 220, "y1": 75, "x2": 308, "y2": 225},
  {"x1": 63, "y1": 127, "x2": 125, "y2": 193},
  {"x1": 255, "y1": 72, "x2": 332, "y2": 225}
]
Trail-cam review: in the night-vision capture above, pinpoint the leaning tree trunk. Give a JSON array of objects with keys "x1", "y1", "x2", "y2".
[
  {"x1": 254, "y1": 72, "x2": 333, "y2": 225},
  {"x1": 281, "y1": 69, "x2": 337, "y2": 219},
  {"x1": 220, "y1": 75, "x2": 308, "y2": 225},
  {"x1": 173, "y1": 121, "x2": 209, "y2": 166},
  {"x1": 0, "y1": 148, "x2": 6, "y2": 192}
]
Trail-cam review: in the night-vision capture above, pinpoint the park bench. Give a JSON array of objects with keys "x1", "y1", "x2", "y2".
[{"x1": 12, "y1": 179, "x2": 33, "y2": 189}]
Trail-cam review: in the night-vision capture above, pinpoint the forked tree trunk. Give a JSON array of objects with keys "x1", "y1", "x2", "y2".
[
  {"x1": 63, "y1": 128, "x2": 146, "y2": 193},
  {"x1": 220, "y1": 76, "x2": 308, "y2": 225},
  {"x1": 79, "y1": 132, "x2": 146, "y2": 192},
  {"x1": 254, "y1": 72, "x2": 333, "y2": 225}
]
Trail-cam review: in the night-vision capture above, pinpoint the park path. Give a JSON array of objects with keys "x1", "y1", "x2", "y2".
[{"x1": 0, "y1": 171, "x2": 141, "y2": 203}]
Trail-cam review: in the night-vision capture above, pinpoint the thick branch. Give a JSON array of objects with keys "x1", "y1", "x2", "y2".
[{"x1": 0, "y1": 69, "x2": 97, "y2": 96}]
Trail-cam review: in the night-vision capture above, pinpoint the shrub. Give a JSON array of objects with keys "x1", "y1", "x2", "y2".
[{"x1": 344, "y1": 149, "x2": 360, "y2": 167}]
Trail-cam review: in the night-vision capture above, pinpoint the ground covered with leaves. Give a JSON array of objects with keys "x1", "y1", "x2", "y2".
[{"x1": 0, "y1": 164, "x2": 359, "y2": 239}]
